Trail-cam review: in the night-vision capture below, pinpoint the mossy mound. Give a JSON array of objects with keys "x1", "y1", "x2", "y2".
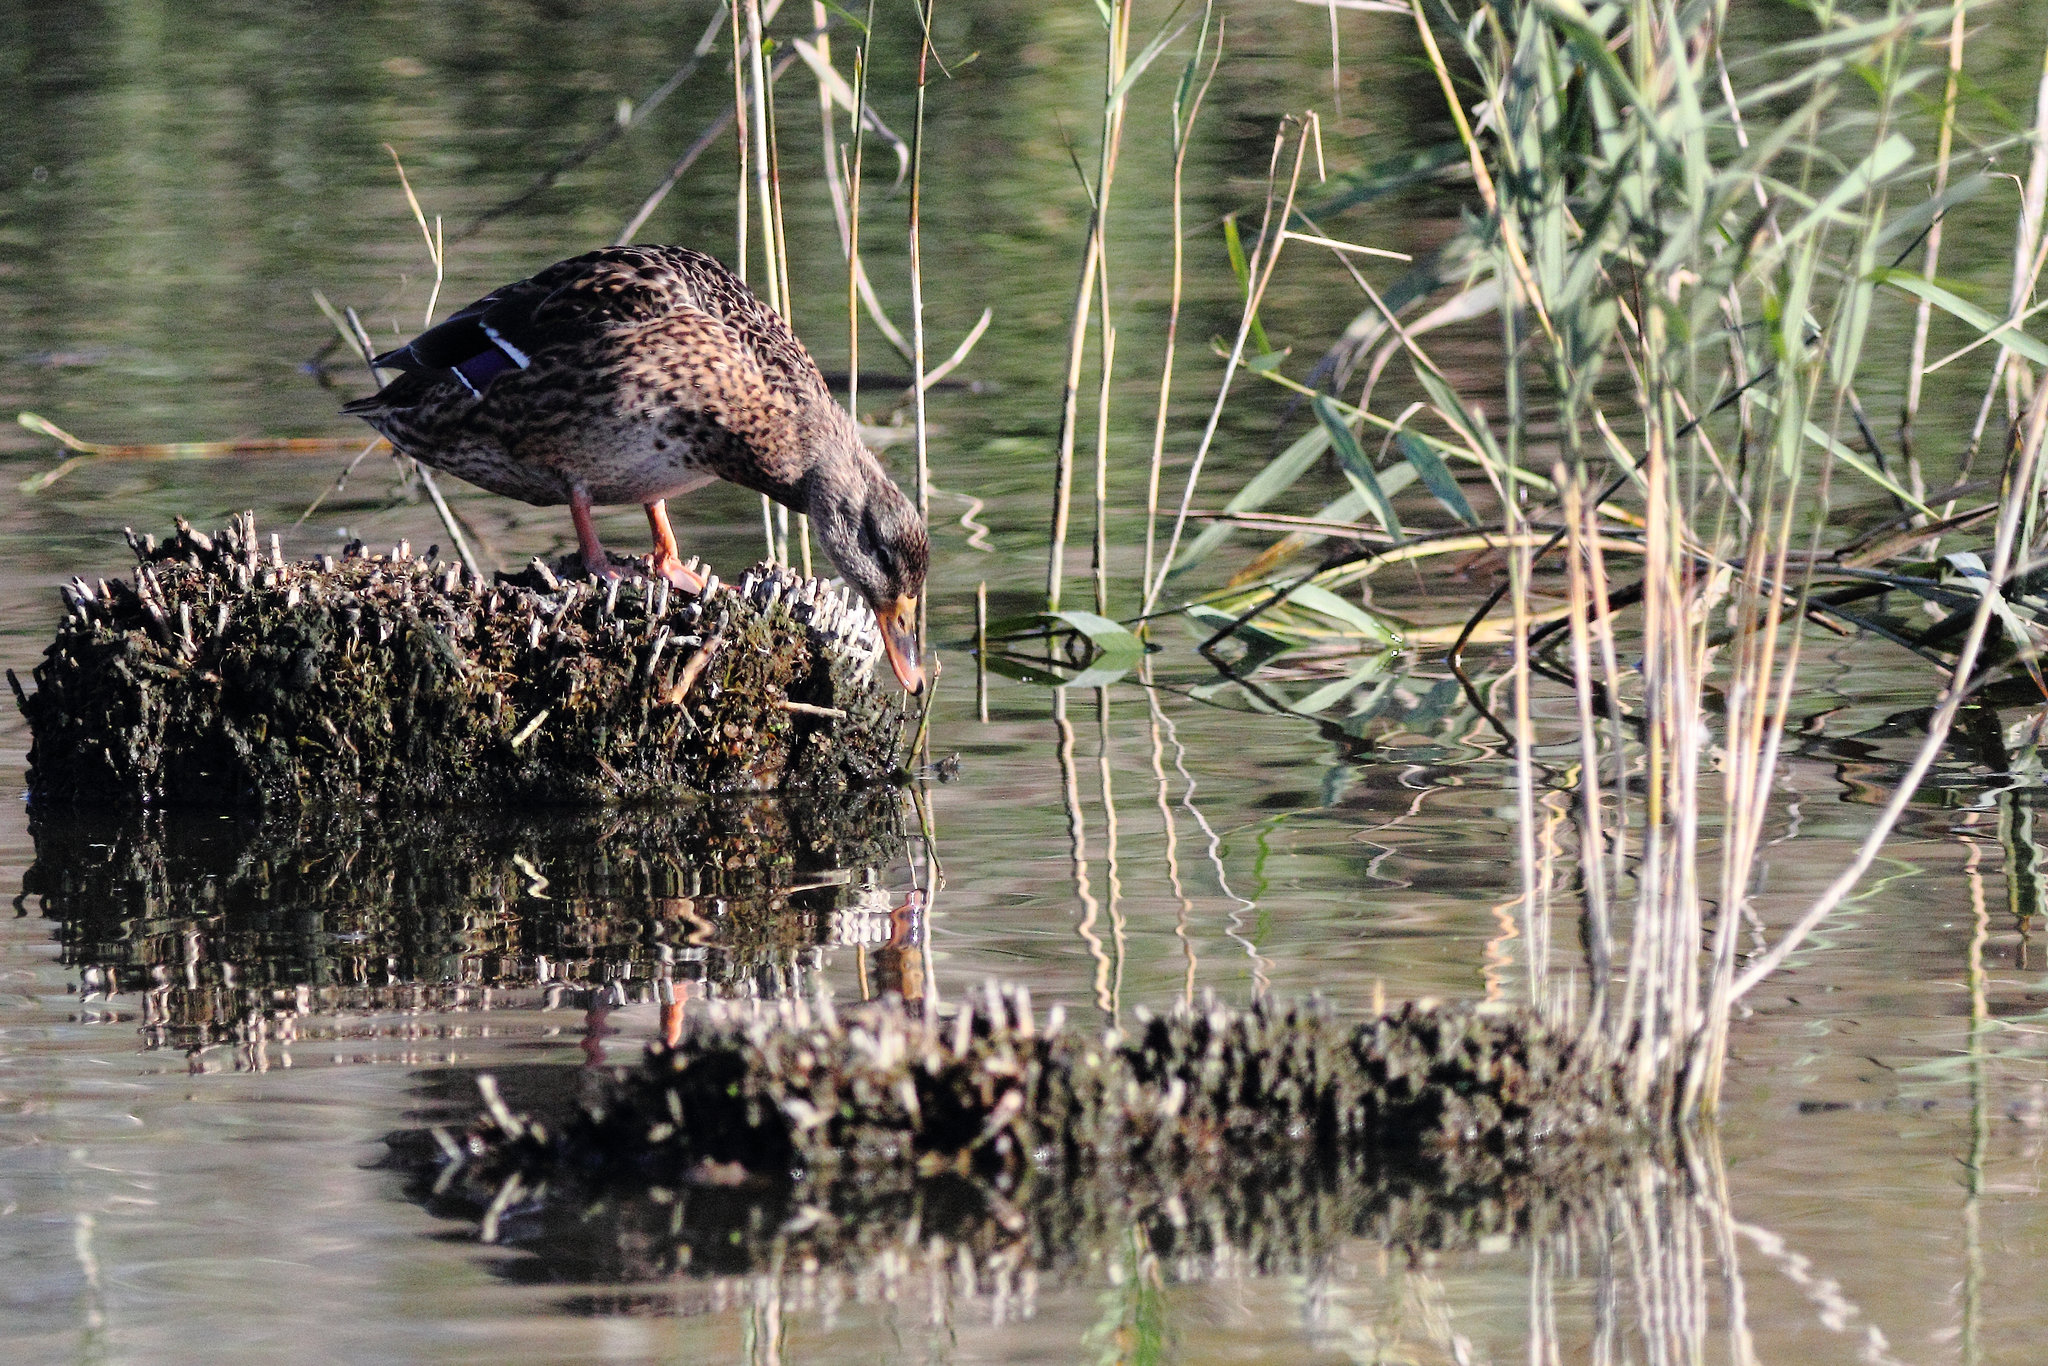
[
  {"x1": 434, "y1": 988, "x2": 1632, "y2": 1210},
  {"x1": 14, "y1": 513, "x2": 910, "y2": 809},
  {"x1": 25, "y1": 794, "x2": 909, "y2": 1050}
]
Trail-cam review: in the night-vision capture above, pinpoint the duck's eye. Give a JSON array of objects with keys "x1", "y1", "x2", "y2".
[{"x1": 861, "y1": 509, "x2": 894, "y2": 577}]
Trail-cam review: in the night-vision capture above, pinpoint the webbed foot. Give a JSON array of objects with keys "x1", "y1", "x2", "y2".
[{"x1": 648, "y1": 552, "x2": 706, "y2": 593}]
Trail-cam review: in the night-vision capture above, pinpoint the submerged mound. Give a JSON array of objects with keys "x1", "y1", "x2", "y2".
[{"x1": 14, "y1": 514, "x2": 910, "y2": 809}]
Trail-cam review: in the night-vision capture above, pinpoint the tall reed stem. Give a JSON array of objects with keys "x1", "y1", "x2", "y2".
[
  {"x1": 1150, "y1": 117, "x2": 1315, "y2": 616},
  {"x1": 908, "y1": 0, "x2": 935, "y2": 667},
  {"x1": 1048, "y1": 0, "x2": 1132, "y2": 613},
  {"x1": 1901, "y1": 5, "x2": 1969, "y2": 508},
  {"x1": 1142, "y1": 10, "x2": 1219, "y2": 622}
]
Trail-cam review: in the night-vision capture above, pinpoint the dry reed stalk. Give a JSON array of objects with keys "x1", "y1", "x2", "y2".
[
  {"x1": 615, "y1": 106, "x2": 740, "y2": 244},
  {"x1": 796, "y1": 17, "x2": 924, "y2": 376},
  {"x1": 729, "y1": 0, "x2": 750, "y2": 282},
  {"x1": 745, "y1": 0, "x2": 797, "y2": 566},
  {"x1": 907, "y1": 781, "x2": 943, "y2": 1014},
  {"x1": 1902, "y1": 4, "x2": 1969, "y2": 513},
  {"x1": 765, "y1": 33, "x2": 799, "y2": 566},
  {"x1": 382, "y1": 145, "x2": 444, "y2": 330},
  {"x1": 333, "y1": 200, "x2": 484, "y2": 582},
  {"x1": 811, "y1": 1, "x2": 851, "y2": 401},
  {"x1": 1405, "y1": 0, "x2": 1556, "y2": 354},
  {"x1": 1688, "y1": 430, "x2": 1807, "y2": 1115},
  {"x1": 1151, "y1": 116, "x2": 1319, "y2": 612},
  {"x1": 738, "y1": 0, "x2": 791, "y2": 310},
  {"x1": 1088, "y1": 0, "x2": 1139, "y2": 618},
  {"x1": 1560, "y1": 467, "x2": 1613, "y2": 1041},
  {"x1": 1495, "y1": 234, "x2": 1541, "y2": 1021},
  {"x1": 805, "y1": 0, "x2": 850, "y2": 577},
  {"x1": 1141, "y1": 9, "x2": 1222, "y2": 618},
  {"x1": 1582, "y1": 491, "x2": 1631, "y2": 955},
  {"x1": 1047, "y1": 0, "x2": 1134, "y2": 612},
  {"x1": 908, "y1": 0, "x2": 935, "y2": 700},
  {"x1": 1092, "y1": 325, "x2": 1117, "y2": 616},
  {"x1": 460, "y1": 5, "x2": 730, "y2": 244},
  {"x1": 2011, "y1": 46, "x2": 2048, "y2": 418},
  {"x1": 724, "y1": 0, "x2": 776, "y2": 561},
  {"x1": 824, "y1": 0, "x2": 895, "y2": 438}
]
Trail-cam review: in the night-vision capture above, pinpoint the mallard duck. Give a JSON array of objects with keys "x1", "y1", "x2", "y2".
[{"x1": 341, "y1": 244, "x2": 928, "y2": 692}]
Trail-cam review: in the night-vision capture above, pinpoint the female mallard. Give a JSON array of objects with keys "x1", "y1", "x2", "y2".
[{"x1": 341, "y1": 244, "x2": 928, "y2": 692}]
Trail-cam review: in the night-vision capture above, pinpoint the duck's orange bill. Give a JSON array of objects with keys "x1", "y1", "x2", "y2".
[{"x1": 881, "y1": 595, "x2": 924, "y2": 694}]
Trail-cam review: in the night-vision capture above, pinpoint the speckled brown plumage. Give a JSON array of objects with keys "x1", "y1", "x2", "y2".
[{"x1": 342, "y1": 245, "x2": 929, "y2": 691}]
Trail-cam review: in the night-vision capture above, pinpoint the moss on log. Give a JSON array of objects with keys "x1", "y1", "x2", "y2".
[{"x1": 15, "y1": 514, "x2": 910, "y2": 809}]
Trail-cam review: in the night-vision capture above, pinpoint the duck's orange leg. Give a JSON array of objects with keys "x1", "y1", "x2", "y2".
[
  {"x1": 569, "y1": 486, "x2": 622, "y2": 581},
  {"x1": 645, "y1": 500, "x2": 707, "y2": 592}
]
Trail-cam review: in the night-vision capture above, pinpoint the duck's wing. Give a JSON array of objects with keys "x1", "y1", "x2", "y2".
[
  {"x1": 651, "y1": 249, "x2": 831, "y2": 401},
  {"x1": 354, "y1": 247, "x2": 717, "y2": 400}
]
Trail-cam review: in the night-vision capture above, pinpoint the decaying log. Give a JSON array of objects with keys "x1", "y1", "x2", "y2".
[{"x1": 15, "y1": 514, "x2": 911, "y2": 808}]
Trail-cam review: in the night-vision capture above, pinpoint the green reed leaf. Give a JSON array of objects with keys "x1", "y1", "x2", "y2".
[
  {"x1": 1110, "y1": 7, "x2": 1194, "y2": 103},
  {"x1": 1314, "y1": 394, "x2": 1402, "y2": 542},
  {"x1": 1745, "y1": 388, "x2": 1937, "y2": 517},
  {"x1": 1870, "y1": 268, "x2": 2048, "y2": 369},
  {"x1": 1223, "y1": 215, "x2": 1273, "y2": 354},
  {"x1": 1174, "y1": 423, "x2": 1333, "y2": 572},
  {"x1": 1395, "y1": 432, "x2": 1480, "y2": 527},
  {"x1": 1272, "y1": 582, "x2": 1404, "y2": 646}
]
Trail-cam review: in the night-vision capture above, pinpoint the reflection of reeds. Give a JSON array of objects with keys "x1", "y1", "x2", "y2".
[
  {"x1": 1055, "y1": 688, "x2": 1113, "y2": 1016},
  {"x1": 1144, "y1": 671, "x2": 1199, "y2": 1007}
]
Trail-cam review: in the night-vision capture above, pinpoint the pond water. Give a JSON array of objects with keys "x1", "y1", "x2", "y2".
[{"x1": 4, "y1": 2, "x2": 2047, "y2": 1362}]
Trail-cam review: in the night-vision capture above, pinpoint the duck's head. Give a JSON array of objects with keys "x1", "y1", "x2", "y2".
[{"x1": 810, "y1": 443, "x2": 929, "y2": 694}]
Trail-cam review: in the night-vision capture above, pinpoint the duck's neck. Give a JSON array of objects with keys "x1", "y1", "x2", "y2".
[
  {"x1": 723, "y1": 400, "x2": 866, "y2": 514},
  {"x1": 791, "y1": 403, "x2": 884, "y2": 516},
  {"x1": 802, "y1": 408, "x2": 890, "y2": 570}
]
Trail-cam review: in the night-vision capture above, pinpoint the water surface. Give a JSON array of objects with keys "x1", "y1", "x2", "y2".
[{"x1": 4, "y1": 3, "x2": 2047, "y2": 1362}]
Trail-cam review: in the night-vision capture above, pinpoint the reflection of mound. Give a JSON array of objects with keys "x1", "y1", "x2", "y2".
[
  {"x1": 23, "y1": 793, "x2": 911, "y2": 1050},
  {"x1": 391, "y1": 992, "x2": 1639, "y2": 1302},
  {"x1": 391, "y1": 1057, "x2": 1650, "y2": 1308}
]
